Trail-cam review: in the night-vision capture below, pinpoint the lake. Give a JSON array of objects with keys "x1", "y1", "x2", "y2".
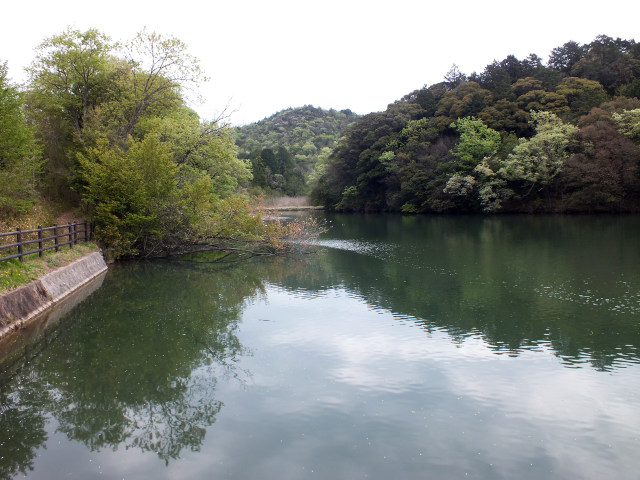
[{"x1": 1, "y1": 213, "x2": 639, "y2": 479}]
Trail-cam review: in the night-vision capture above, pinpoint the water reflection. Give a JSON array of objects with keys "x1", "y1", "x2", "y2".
[
  {"x1": 0, "y1": 260, "x2": 268, "y2": 478},
  {"x1": 0, "y1": 214, "x2": 639, "y2": 479},
  {"x1": 302, "y1": 214, "x2": 640, "y2": 371}
]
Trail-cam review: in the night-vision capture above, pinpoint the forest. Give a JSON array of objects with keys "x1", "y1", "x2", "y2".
[
  {"x1": 0, "y1": 28, "x2": 309, "y2": 260},
  {"x1": 234, "y1": 105, "x2": 358, "y2": 196},
  {"x1": 2, "y1": 32, "x2": 640, "y2": 261},
  {"x1": 310, "y1": 35, "x2": 640, "y2": 213}
]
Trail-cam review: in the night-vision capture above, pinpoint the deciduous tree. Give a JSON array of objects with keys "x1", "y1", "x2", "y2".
[
  {"x1": 0, "y1": 62, "x2": 42, "y2": 216},
  {"x1": 499, "y1": 111, "x2": 578, "y2": 188}
]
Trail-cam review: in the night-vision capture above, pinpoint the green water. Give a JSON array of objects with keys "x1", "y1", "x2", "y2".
[{"x1": 1, "y1": 214, "x2": 639, "y2": 479}]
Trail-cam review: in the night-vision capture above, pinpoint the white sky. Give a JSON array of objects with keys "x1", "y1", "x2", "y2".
[{"x1": 2, "y1": 0, "x2": 638, "y2": 125}]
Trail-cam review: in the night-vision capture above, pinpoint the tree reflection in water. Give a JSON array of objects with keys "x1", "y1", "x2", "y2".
[
  {"x1": 0, "y1": 256, "x2": 284, "y2": 477},
  {"x1": 1, "y1": 214, "x2": 640, "y2": 479}
]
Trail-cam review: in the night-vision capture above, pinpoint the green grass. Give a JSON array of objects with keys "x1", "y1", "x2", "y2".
[{"x1": 0, "y1": 243, "x2": 99, "y2": 294}]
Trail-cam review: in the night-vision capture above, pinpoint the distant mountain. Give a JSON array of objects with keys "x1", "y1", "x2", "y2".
[{"x1": 234, "y1": 105, "x2": 359, "y2": 195}]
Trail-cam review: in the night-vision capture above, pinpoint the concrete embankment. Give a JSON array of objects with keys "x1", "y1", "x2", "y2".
[{"x1": 0, "y1": 251, "x2": 108, "y2": 342}]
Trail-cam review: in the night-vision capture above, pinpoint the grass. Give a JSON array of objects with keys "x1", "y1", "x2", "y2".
[{"x1": 0, "y1": 242, "x2": 99, "y2": 294}]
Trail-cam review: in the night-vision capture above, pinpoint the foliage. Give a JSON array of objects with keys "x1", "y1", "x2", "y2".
[
  {"x1": 140, "y1": 107, "x2": 252, "y2": 197},
  {"x1": 79, "y1": 134, "x2": 181, "y2": 258},
  {"x1": 27, "y1": 28, "x2": 115, "y2": 139},
  {"x1": 313, "y1": 33, "x2": 640, "y2": 213},
  {"x1": 450, "y1": 117, "x2": 501, "y2": 171},
  {"x1": 499, "y1": 111, "x2": 578, "y2": 186},
  {"x1": 8, "y1": 27, "x2": 318, "y2": 259},
  {"x1": 560, "y1": 121, "x2": 640, "y2": 211},
  {"x1": 0, "y1": 62, "x2": 42, "y2": 217},
  {"x1": 234, "y1": 105, "x2": 358, "y2": 195},
  {"x1": 117, "y1": 28, "x2": 205, "y2": 139},
  {"x1": 555, "y1": 77, "x2": 610, "y2": 118},
  {"x1": 5, "y1": 29, "x2": 640, "y2": 233},
  {"x1": 25, "y1": 28, "x2": 206, "y2": 204},
  {"x1": 612, "y1": 108, "x2": 640, "y2": 141}
]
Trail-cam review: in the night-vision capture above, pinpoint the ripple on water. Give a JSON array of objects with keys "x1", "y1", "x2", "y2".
[
  {"x1": 315, "y1": 239, "x2": 397, "y2": 260},
  {"x1": 534, "y1": 279, "x2": 640, "y2": 315},
  {"x1": 317, "y1": 239, "x2": 460, "y2": 278}
]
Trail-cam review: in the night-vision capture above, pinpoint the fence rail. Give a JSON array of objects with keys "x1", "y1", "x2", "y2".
[{"x1": 0, "y1": 222, "x2": 91, "y2": 262}]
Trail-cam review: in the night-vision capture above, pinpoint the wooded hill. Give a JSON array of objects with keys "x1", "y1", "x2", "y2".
[
  {"x1": 311, "y1": 35, "x2": 640, "y2": 213},
  {"x1": 234, "y1": 105, "x2": 359, "y2": 195},
  {"x1": 0, "y1": 28, "x2": 312, "y2": 259}
]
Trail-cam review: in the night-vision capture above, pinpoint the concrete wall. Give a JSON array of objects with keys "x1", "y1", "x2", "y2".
[{"x1": 0, "y1": 251, "x2": 108, "y2": 341}]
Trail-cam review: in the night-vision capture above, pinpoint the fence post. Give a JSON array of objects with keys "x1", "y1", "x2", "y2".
[
  {"x1": 84, "y1": 221, "x2": 88, "y2": 242},
  {"x1": 74, "y1": 221, "x2": 78, "y2": 245},
  {"x1": 17, "y1": 227, "x2": 23, "y2": 262},
  {"x1": 68, "y1": 223, "x2": 73, "y2": 249},
  {"x1": 54, "y1": 224, "x2": 59, "y2": 252},
  {"x1": 38, "y1": 225, "x2": 43, "y2": 257}
]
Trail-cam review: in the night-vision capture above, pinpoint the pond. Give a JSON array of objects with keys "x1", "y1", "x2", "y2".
[{"x1": 1, "y1": 213, "x2": 639, "y2": 479}]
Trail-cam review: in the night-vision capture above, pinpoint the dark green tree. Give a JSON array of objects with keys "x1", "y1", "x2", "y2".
[
  {"x1": 0, "y1": 61, "x2": 42, "y2": 217},
  {"x1": 548, "y1": 40, "x2": 587, "y2": 73}
]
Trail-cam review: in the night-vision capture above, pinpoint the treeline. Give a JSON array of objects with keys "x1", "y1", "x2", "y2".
[
  {"x1": 311, "y1": 35, "x2": 640, "y2": 213},
  {"x1": 0, "y1": 28, "x2": 301, "y2": 259},
  {"x1": 234, "y1": 105, "x2": 358, "y2": 195}
]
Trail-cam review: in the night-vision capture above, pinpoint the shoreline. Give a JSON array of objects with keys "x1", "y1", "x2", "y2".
[
  {"x1": 0, "y1": 251, "x2": 108, "y2": 343},
  {"x1": 260, "y1": 205, "x2": 324, "y2": 211}
]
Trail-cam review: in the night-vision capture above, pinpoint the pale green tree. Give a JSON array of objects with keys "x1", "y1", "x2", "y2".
[
  {"x1": 450, "y1": 116, "x2": 502, "y2": 172},
  {"x1": 27, "y1": 28, "x2": 115, "y2": 139},
  {"x1": 499, "y1": 111, "x2": 578, "y2": 188},
  {"x1": 78, "y1": 134, "x2": 180, "y2": 258},
  {"x1": 612, "y1": 109, "x2": 640, "y2": 142},
  {"x1": 139, "y1": 107, "x2": 251, "y2": 198},
  {"x1": 117, "y1": 29, "x2": 206, "y2": 139}
]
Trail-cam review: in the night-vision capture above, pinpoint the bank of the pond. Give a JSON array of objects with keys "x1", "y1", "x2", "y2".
[
  {"x1": 261, "y1": 205, "x2": 324, "y2": 212},
  {"x1": 0, "y1": 251, "x2": 107, "y2": 341}
]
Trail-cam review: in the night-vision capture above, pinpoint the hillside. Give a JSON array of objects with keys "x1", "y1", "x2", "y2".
[
  {"x1": 312, "y1": 35, "x2": 640, "y2": 213},
  {"x1": 234, "y1": 105, "x2": 359, "y2": 195}
]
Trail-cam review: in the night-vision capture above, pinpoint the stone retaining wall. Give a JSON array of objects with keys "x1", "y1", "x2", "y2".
[{"x1": 0, "y1": 251, "x2": 107, "y2": 340}]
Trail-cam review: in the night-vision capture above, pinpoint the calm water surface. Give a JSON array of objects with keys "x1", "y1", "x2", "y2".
[{"x1": 1, "y1": 214, "x2": 639, "y2": 479}]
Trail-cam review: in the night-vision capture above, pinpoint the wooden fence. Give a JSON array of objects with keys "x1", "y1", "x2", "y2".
[{"x1": 0, "y1": 222, "x2": 91, "y2": 262}]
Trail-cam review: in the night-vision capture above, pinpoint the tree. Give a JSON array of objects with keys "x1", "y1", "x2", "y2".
[
  {"x1": 249, "y1": 152, "x2": 269, "y2": 189},
  {"x1": 450, "y1": 116, "x2": 501, "y2": 172},
  {"x1": 26, "y1": 28, "x2": 116, "y2": 199},
  {"x1": 571, "y1": 35, "x2": 639, "y2": 94},
  {"x1": 117, "y1": 29, "x2": 205, "y2": 139},
  {"x1": 78, "y1": 134, "x2": 181, "y2": 258},
  {"x1": 478, "y1": 98, "x2": 531, "y2": 136},
  {"x1": 620, "y1": 79, "x2": 640, "y2": 99},
  {"x1": 27, "y1": 28, "x2": 114, "y2": 139},
  {"x1": 612, "y1": 108, "x2": 640, "y2": 142},
  {"x1": 0, "y1": 61, "x2": 42, "y2": 216},
  {"x1": 140, "y1": 107, "x2": 251, "y2": 198},
  {"x1": 441, "y1": 118, "x2": 503, "y2": 211},
  {"x1": 512, "y1": 77, "x2": 544, "y2": 97},
  {"x1": 561, "y1": 121, "x2": 640, "y2": 211},
  {"x1": 444, "y1": 64, "x2": 467, "y2": 89},
  {"x1": 435, "y1": 82, "x2": 494, "y2": 120},
  {"x1": 516, "y1": 89, "x2": 569, "y2": 116},
  {"x1": 259, "y1": 147, "x2": 278, "y2": 174},
  {"x1": 548, "y1": 41, "x2": 587, "y2": 73},
  {"x1": 499, "y1": 111, "x2": 578, "y2": 189},
  {"x1": 556, "y1": 77, "x2": 609, "y2": 117},
  {"x1": 416, "y1": 83, "x2": 447, "y2": 116}
]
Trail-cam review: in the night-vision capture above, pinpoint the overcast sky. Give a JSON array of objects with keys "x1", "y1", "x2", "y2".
[{"x1": 2, "y1": 0, "x2": 638, "y2": 125}]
